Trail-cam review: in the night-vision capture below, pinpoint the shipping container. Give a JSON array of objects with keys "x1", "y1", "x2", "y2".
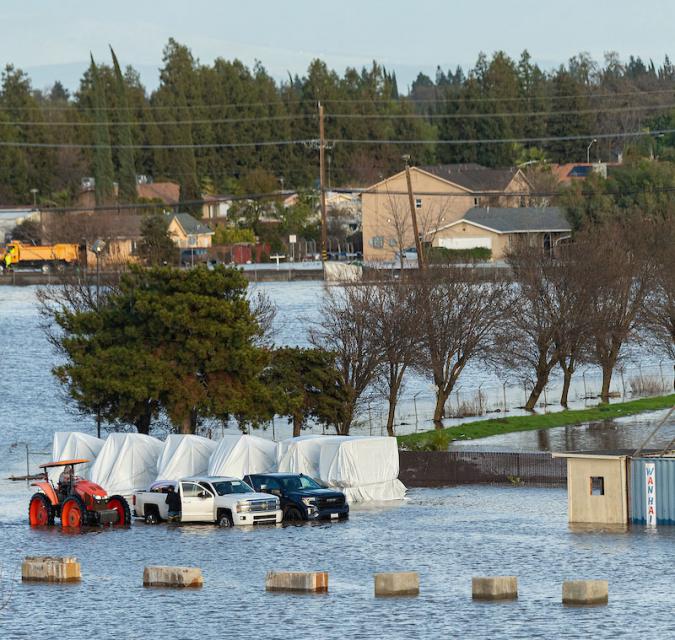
[{"x1": 629, "y1": 457, "x2": 675, "y2": 525}]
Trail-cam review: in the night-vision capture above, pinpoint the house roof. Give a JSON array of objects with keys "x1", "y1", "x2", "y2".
[
  {"x1": 137, "y1": 181, "x2": 180, "y2": 204},
  {"x1": 168, "y1": 213, "x2": 214, "y2": 236},
  {"x1": 435, "y1": 207, "x2": 571, "y2": 235},
  {"x1": 420, "y1": 164, "x2": 522, "y2": 192}
]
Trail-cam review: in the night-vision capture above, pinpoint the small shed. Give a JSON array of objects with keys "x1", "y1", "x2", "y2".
[{"x1": 552, "y1": 452, "x2": 629, "y2": 525}]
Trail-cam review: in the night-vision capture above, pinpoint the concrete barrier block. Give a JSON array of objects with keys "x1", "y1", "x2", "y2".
[
  {"x1": 22, "y1": 556, "x2": 81, "y2": 583},
  {"x1": 143, "y1": 566, "x2": 203, "y2": 588},
  {"x1": 472, "y1": 576, "x2": 518, "y2": 600},
  {"x1": 265, "y1": 571, "x2": 328, "y2": 592},
  {"x1": 374, "y1": 572, "x2": 419, "y2": 596},
  {"x1": 562, "y1": 580, "x2": 608, "y2": 605}
]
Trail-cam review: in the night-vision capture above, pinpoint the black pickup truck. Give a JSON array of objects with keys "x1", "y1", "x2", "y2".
[{"x1": 244, "y1": 473, "x2": 349, "y2": 522}]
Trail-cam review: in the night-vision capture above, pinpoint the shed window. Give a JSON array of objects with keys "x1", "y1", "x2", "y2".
[
  {"x1": 369, "y1": 236, "x2": 384, "y2": 249},
  {"x1": 415, "y1": 198, "x2": 422, "y2": 209},
  {"x1": 473, "y1": 197, "x2": 480, "y2": 206},
  {"x1": 590, "y1": 476, "x2": 604, "y2": 496}
]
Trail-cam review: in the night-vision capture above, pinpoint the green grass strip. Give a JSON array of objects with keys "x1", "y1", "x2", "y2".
[{"x1": 397, "y1": 394, "x2": 675, "y2": 451}]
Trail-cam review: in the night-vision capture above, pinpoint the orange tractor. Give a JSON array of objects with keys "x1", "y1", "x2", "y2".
[{"x1": 28, "y1": 459, "x2": 131, "y2": 528}]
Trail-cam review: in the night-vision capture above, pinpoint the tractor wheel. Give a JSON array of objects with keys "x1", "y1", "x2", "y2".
[
  {"x1": 107, "y1": 495, "x2": 131, "y2": 527},
  {"x1": 28, "y1": 493, "x2": 54, "y2": 527},
  {"x1": 61, "y1": 495, "x2": 87, "y2": 529}
]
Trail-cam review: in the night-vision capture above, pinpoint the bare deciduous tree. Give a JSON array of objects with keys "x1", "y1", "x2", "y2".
[
  {"x1": 499, "y1": 245, "x2": 561, "y2": 411},
  {"x1": 583, "y1": 221, "x2": 655, "y2": 401},
  {"x1": 413, "y1": 268, "x2": 512, "y2": 428},
  {"x1": 369, "y1": 282, "x2": 420, "y2": 436},
  {"x1": 309, "y1": 285, "x2": 381, "y2": 434},
  {"x1": 645, "y1": 217, "x2": 675, "y2": 387}
]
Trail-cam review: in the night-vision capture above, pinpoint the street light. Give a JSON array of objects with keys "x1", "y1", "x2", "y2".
[
  {"x1": 29, "y1": 188, "x2": 38, "y2": 207},
  {"x1": 586, "y1": 138, "x2": 598, "y2": 164}
]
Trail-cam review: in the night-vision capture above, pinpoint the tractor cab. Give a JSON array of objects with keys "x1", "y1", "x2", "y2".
[{"x1": 29, "y1": 459, "x2": 130, "y2": 529}]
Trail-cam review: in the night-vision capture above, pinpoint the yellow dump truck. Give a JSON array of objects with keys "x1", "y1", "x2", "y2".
[{"x1": 1, "y1": 240, "x2": 80, "y2": 271}]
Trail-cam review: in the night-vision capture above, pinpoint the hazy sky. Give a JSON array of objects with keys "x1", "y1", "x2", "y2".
[{"x1": 3, "y1": 0, "x2": 675, "y2": 92}]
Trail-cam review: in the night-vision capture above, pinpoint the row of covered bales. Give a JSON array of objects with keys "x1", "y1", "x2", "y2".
[{"x1": 50, "y1": 431, "x2": 406, "y2": 503}]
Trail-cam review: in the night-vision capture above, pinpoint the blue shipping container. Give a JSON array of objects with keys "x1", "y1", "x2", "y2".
[{"x1": 630, "y1": 457, "x2": 675, "y2": 525}]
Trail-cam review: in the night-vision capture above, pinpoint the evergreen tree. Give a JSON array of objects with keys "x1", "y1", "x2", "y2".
[
  {"x1": 89, "y1": 55, "x2": 115, "y2": 205},
  {"x1": 110, "y1": 46, "x2": 137, "y2": 203}
]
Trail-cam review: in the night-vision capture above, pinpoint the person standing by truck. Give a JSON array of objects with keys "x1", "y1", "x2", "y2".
[{"x1": 165, "y1": 485, "x2": 181, "y2": 522}]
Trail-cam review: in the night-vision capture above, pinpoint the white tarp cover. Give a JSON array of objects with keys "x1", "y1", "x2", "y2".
[
  {"x1": 156, "y1": 434, "x2": 218, "y2": 481},
  {"x1": 208, "y1": 434, "x2": 277, "y2": 478},
  {"x1": 278, "y1": 435, "x2": 407, "y2": 503},
  {"x1": 276, "y1": 435, "x2": 338, "y2": 478},
  {"x1": 89, "y1": 433, "x2": 163, "y2": 497},
  {"x1": 49, "y1": 431, "x2": 104, "y2": 482}
]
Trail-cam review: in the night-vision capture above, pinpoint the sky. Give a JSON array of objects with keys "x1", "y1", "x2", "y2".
[{"x1": 3, "y1": 0, "x2": 675, "y2": 94}]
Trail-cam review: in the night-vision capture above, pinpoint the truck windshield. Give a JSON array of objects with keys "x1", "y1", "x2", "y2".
[
  {"x1": 279, "y1": 475, "x2": 322, "y2": 491},
  {"x1": 211, "y1": 480, "x2": 254, "y2": 496}
]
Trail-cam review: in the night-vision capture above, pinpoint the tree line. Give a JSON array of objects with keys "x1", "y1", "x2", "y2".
[
  {"x1": 4, "y1": 43, "x2": 675, "y2": 207},
  {"x1": 40, "y1": 210, "x2": 673, "y2": 438}
]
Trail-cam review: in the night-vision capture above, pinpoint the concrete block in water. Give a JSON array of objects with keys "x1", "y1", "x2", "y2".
[
  {"x1": 22, "y1": 556, "x2": 81, "y2": 583},
  {"x1": 265, "y1": 571, "x2": 328, "y2": 592},
  {"x1": 562, "y1": 580, "x2": 608, "y2": 605},
  {"x1": 374, "y1": 572, "x2": 419, "y2": 596},
  {"x1": 143, "y1": 566, "x2": 203, "y2": 588},
  {"x1": 472, "y1": 576, "x2": 518, "y2": 600}
]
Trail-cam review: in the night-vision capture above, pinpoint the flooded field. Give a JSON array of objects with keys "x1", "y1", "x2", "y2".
[
  {"x1": 2, "y1": 481, "x2": 675, "y2": 638},
  {"x1": 450, "y1": 408, "x2": 675, "y2": 453},
  {"x1": 1, "y1": 284, "x2": 675, "y2": 637}
]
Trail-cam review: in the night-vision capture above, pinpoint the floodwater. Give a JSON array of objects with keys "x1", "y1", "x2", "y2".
[
  {"x1": 450, "y1": 408, "x2": 675, "y2": 453},
  {"x1": 3, "y1": 482, "x2": 675, "y2": 639},
  {"x1": 1, "y1": 283, "x2": 675, "y2": 637}
]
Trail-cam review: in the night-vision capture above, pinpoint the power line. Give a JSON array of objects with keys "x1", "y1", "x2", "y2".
[
  {"x1": 4, "y1": 114, "x2": 317, "y2": 127},
  {"x1": 33, "y1": 183, "x2": 675, "y2": 214},
  {"x1": 10, "y1": 87, "x2": 675, "y2": 113},
  {"x1": 0, "y1": 138, "x2": 316, "y2": 149},
  {"x1": 331, "y1": 128, "x2": 675, "y2": 146},
  {"x1": 6, "y1": 101, "x2": 675, "y2": 127}
]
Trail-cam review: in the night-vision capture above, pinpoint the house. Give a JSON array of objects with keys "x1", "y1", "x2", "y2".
[
  {"x1": 202, "y1": 194, "x2": 234, "y2": 221},
  {"x1": 551, "y1": 162, "x2": 609, "y2": 185},
  {"x1": 361, "y1": 164, "x2": 530, "y2": 262},
  {"x1": 167, "y1": 213, "x2": 214, "y2": 249},
  {"x1": 430, "y1": 207, "x2": 572, "y2": 261}
]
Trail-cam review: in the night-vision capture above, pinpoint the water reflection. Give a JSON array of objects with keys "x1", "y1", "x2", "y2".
[{"x1": 451, "y1": 409, "x2": 675, "y2": 452}]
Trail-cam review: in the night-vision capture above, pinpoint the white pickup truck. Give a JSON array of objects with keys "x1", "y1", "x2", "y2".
[{"x1": 132, "y1": 476, "x2": 282, "y2": 527}]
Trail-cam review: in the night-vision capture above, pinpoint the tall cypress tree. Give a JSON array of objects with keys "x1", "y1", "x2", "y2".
[
  {"x1": 90, "y1": 55, "x2": 115, "y2": 205},
  {"x1": 110, "y1": 46, "x2": 137, "y2": 203}
]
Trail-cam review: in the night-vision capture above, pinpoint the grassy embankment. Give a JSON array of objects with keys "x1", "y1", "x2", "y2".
[{"x1": 397, "y1": 394, "x2": 675, "y2": 451}]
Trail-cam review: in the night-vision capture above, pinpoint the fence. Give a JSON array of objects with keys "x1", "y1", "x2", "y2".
[
  {"x1": 354, "y1": 360, "x2": 675, "y2": 438},
  {"x1": 399, "y1": 450, "x2": 567, "y2": 487}
]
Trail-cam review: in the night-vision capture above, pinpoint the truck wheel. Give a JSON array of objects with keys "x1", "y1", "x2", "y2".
[
  {"x1": 144, "y1": 511, "x2": 159, "y2": 525},
  {"x1": 217, "y1": 511, "x2": 233, "y2": 528},
  {"x1": 29, "y1": 493, "x2": 54, "y2": 526},
  {"x1": 107, "y1": 495, "x2": 131, "y2": 527},
  {"x1": 61, "y1": 495, "x2": 87, "y2": 528},
  {"x1": 284, "y1": 507, "x2": 304, "y2": 522}
]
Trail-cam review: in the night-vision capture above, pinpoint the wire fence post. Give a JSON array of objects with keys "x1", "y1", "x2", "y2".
[{"x1": 502, "y1": 382, "x2": 508, "y2": 412}]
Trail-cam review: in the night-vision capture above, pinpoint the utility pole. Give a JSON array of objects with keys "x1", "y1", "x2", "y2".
[
  {"x1": 319, "y1": 102, "x2": 328, "y2": 262},
  {"x1": 403, "y1": 156, "x2": 426, "y2": 270}
]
